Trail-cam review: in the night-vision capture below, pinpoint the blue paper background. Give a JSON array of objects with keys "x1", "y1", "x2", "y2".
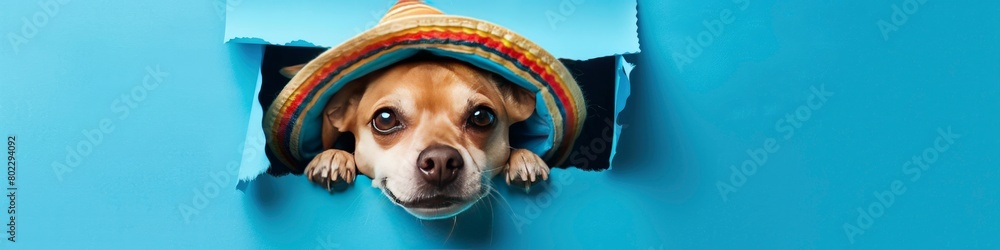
[
  {"x1": 1, "y1": 0, "x2": 998, "y2": 249},
  {"x1": 224, "y1": 0, "x2": 639, "y2": 60}
]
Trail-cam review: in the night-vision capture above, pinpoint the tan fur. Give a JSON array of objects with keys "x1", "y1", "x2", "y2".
[{"x1": 291, "y1": 58, "x2": 549, "y2": 219}]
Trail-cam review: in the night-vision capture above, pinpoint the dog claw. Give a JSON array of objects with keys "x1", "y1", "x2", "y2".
[
  {"x1": 505, "y1": 170, "x2": 512, "y2": 185},
  {"x1": 305, "y1": 149, "x2": 358, "y2": 193},
  {"x1": 506, "y1": 149, "x2": 549, "y2": 191}
]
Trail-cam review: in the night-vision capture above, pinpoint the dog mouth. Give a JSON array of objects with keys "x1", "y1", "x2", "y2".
[
  {"x1": 382, "y1": 178, "x2": 469, "y2": 209},
  {"x1": 399, "y1": 196, "x2": 465, "y2": 209},
  {"x1": 381, "y1": 178, "x2": 489, "y2": 219}
]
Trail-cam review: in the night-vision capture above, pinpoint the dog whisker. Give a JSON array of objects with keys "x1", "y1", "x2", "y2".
[
  {"x1": 488, "y1": 187, "x2": 516, "y2": 218},
  {"x1": 488, "y1": 196, "x2": 496, "y2": 246},
  {"x1": 444, "y1": 216, "x2": 458, "y2": 243}
]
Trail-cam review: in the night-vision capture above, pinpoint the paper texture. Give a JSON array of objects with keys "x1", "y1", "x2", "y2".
[{"x1": 224, "y1": 0, "x2": 638, "y2": 60}]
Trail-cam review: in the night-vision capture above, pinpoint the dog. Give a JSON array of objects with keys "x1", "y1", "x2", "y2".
[{"x1": 281, "y1": 56, "x2": 550, "y2": 219}]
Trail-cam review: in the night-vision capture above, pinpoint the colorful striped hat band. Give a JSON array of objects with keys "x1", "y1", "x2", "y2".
[{"x1": 263, "y1": 0, "x2": 587, "y2": 173}]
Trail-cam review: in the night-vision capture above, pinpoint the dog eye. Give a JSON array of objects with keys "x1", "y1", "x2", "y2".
[
  {"x1": 467, "y1": 106, "x2": 495, "y2": 129},
  {"x1": 372, "y1": 108, "x2": 402, "y2": 134}
]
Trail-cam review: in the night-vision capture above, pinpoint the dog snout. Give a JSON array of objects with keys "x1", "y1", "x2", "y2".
[{"x1": 417, "y1": 145, "x2": 464, "y2": 188}]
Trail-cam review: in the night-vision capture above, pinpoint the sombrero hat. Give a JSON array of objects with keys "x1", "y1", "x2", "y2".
[{"x1": 263, "y1": 0, "x2": 587, "y2": 174}]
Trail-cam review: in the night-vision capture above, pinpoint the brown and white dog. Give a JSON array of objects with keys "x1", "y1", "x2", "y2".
[{"x1": 283, "y1": 56, "x2": 550, "y2": 219}]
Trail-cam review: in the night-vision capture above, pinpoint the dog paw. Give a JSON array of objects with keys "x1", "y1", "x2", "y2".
[
  {"x1": 505, "y1": 149, "x2": 550, "y2": 191},
  {"x1": 305, "y1": 149, "x2": 357, "y2": 192}
]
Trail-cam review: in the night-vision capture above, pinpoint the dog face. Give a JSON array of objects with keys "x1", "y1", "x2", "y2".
[{"x1": 322, "y1": 57, "x2": 535, "y2": 219}]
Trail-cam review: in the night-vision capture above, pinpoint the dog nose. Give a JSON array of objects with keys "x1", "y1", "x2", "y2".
[{"x1": 417, "y1": 145, "x2": 464, "y2": 188}]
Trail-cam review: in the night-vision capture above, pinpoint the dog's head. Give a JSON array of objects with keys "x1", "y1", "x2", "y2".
[{"x1": 316, "y1": 56, "x2": 536, "y2": 219}]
